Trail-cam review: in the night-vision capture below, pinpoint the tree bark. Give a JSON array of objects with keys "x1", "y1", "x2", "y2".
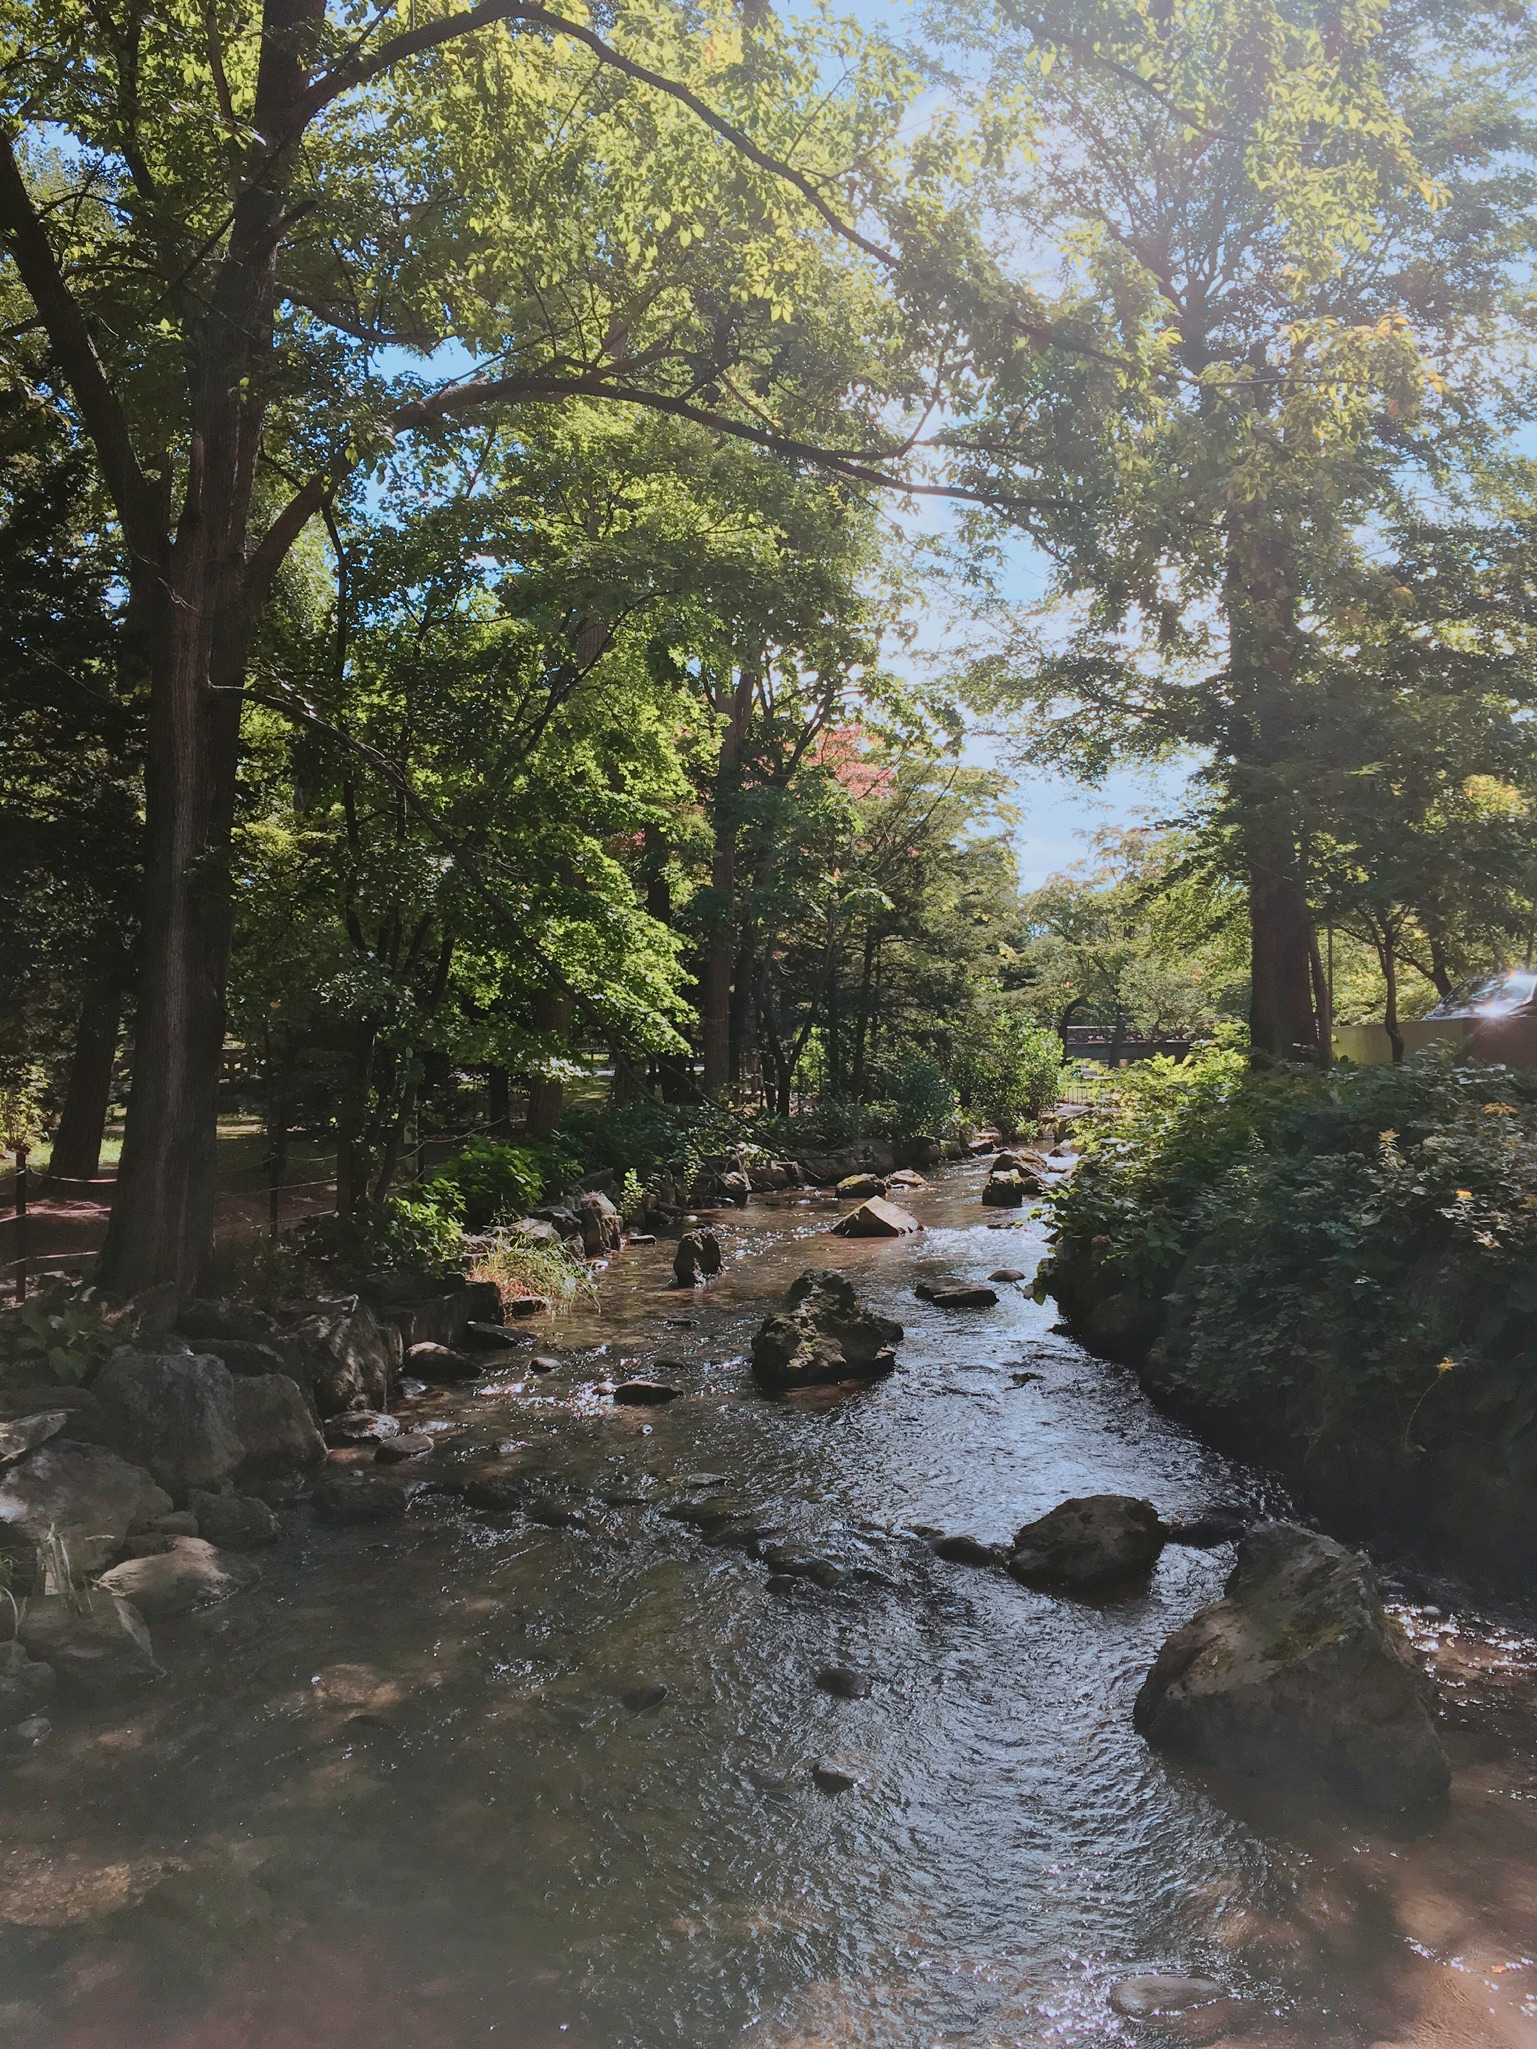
[
  {"x1": 700, "y1": 665, "x2": 757, "y2": 1095},
  {"x1": 1308, "y1": 927, "x2": 1334, "y2": 1067},
  {"x1": 1225, "y1": 516, "x2": 1319, "y2": 1065},
  {"x1": 488, "y1": 1065, "x2": 512, "y2": 1135},
  {"x1": 525, "y1": 991, "x2": 571, "y2": 1139},
  {"x1": 49, "y1": 964, "x2": 125, "y2": 1182}
]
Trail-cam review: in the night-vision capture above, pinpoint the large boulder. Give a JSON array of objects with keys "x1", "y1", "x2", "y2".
[
  {"x1": 229, "y1": 1374, "x2": 326, "y2": 1483},
  {"x1": 175, "y1": 1299, "x2": 279, "y2": 1345},
  {"x1": 187, "y1": 1490, "x2": 280, "y2": 1550},
  {"x1": 1008, "y1": 1494, "x2": 1166, "y2": 1593},
  {"x1": 93, "y1": 1349, "x2": 245, "y2": 1501},
  {"x1": 354, "y1": 1274, "x2": 501, "y2": 1357},
  {"x1": 18, "y1": 1592, "x2": 162, "y2": 1701},
  {"x1": 981, "y1": 1171, "x2": 1028, "y2": 1208},
  {"x1": 281, "y1": 1298, "x2": 402, "y2": 1416},
  {"x1": 829, "y1": 1197, "x2": 921, "y2": 1239},
  {"x1": 0, "y1": 1443, "x2": 172, "y2": 1574},
  {"x1": 574, "y1": 1191, "x2": 623, "y2": 1257},
  {"x1": 798, "y1": 1142, "x2": 895, "y2": 1186},
  {"x1": 751, "y1": 1270, "x2": 902, "y2": 1392},
  {"x1": 0, "y1": 1640, "x2": 55, "y2": 1722},
  {"x1": 96, "y1": 1537, "x2": 255, "y2": 1622},
  {"x1": 673, "y1": 1229, "x2": 722, "y2": 1288},
  {"x1": 1133, "y1": 1522, "x2": 1450, "y2": 1824},
  {"x1": 0, "y1": 1384, "x2": 109, "y2": 1445}
]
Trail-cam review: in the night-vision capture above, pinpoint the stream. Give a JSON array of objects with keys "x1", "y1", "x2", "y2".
[{"x1": 3, "y1": 1159, "x2": 1537, "y2": 2049}]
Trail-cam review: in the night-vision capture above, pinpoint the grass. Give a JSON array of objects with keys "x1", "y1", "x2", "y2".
[{"x1": 469, "y1": 1231, "x2": 596, "y2": 1315}]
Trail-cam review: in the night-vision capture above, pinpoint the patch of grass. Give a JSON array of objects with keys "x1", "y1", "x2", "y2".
[{"x1": 469, "y1": 1231, "x2": 596, "y2": 1315}]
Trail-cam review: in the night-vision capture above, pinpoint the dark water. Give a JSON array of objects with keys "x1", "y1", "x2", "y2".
[{"x1": 3, "y1": 1163, "x2": 1537, "y2": 2049}]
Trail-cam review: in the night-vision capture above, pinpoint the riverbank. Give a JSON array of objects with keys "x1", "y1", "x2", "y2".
[
  {"x1": 1037, "y1": 1047, "x2": 1537, "y2": 1593},
  {"x1": 0, "y1": 1164, "x2": 1535, "y2": 2047}
]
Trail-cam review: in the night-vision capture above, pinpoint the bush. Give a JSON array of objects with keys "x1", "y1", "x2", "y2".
[
  {"x1": 426, "y1": 1138, "x2": 546, "y2": 1229},
  {"x1": 293, "y1": 1195, "x2": 464, "y2": 1277},
  {"x1": 1042, "y1": 1045, "x2": 1537, "y2": 1465}
]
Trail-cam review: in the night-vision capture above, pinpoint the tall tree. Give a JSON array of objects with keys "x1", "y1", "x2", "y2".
[{"x1": 935, "y1": 0, "x2": 1537, "y2": 1059}]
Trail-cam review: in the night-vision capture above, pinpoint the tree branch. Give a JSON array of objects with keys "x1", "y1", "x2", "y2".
[{"x1": 0, "y1": 130, "x2": 163, "y2": 572}]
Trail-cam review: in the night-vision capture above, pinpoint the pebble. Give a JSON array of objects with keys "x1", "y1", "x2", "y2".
[
  {"x1": 815, "y1": 1665, "x2": 874, "y2": 1700},
  {"x1": 916, "y1": 1284, "x2": 999, "y2": 1309},
  {"x1": 1107, "y1": 1975, "x2": 1225, "y2": 2019},
  {"x1": 932, "y1": 1533, "x2": 1001, "y2": 1567},
  {"x1": 375, "y1": 1432, "x2": 436, "y2": 1464},
  {"x1": 684, "y1": 1472, "x2": 727, "y2": 1488},
  {"x1": 620, "y1": 1682, "x2": 668, "y2": 1713},
  {"x1": 811, "y1": 1763, "x2": 857, "y2": 1794},
  {"x1": 323, "y1": 1410, "x2": 400, "y2": 1445},
  {"x1": 529, "y1": 1357, "x2": 561, "y2": 1375},
  {"x1": 989, "y1": 1268, "x2": 1026, "y2": 1282},
  {"x1": 612, "y1": 1381, "x2": 681, "y2": 1406}
]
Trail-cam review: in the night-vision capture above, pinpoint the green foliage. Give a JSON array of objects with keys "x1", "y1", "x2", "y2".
[
  {"x1": 1039, "y1": 1045, "x2": 1311, "y2": 1289},
  {"x1": 293, "y1": 1196, "x2": 464, "y2": 1278},
  {"x1": 427, "y1": 1139, "x2": 545, "y2": 1230},
  {"x1": 1043, "y1": 1046, "x2": 1537, "y2": 1462},
  {"x1": 871, "y1": 1053, "x2": 960, "y2": 1141},
  {"x1": 960, "y1": 1011, "x2": 1067, "y2": 1138},
  {"x1": 0, "y1": 1283, "x2": 118, "y2": 1387}
]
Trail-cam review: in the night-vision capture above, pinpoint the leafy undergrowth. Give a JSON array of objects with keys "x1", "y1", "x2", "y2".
[{"x1": 1040, "y1": 1045, "x2": 1537, "y2": 1470}]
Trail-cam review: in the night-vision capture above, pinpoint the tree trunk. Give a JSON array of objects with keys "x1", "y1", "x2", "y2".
[
  {"x1": 525, "y1": 991, "x2": 571, "y2": 1140},
  {"x1": 700, "y1": 666, "x2": 757, "y2": 1095},
  {"x1": 728, "y1": 928, "x2": 758, "y2": 1089},
  {"x1": 851, "y1": 925, "x2": 876, "y2": 1098},
  {"x1": 49, "y1": 964, "x2": 124, "y2": 1181},
  {"x1": 1225, "y1": 516, "x2": 1318, "y2": 1066},
  {"x1": 487, "y1": 1065, "x2": 512, "y2": 1135},
  {"x1": 1248, "y1": 847, "x2": 1318, "y2": 1062},
  {"x1": 97, "y1": 615, "x2": 248, "y2": 1290},
  {"x1": 1379, "y1": 927, "x2": 1405, "y2": 1063},
  {"x1": 1308, "y1": 927, "x2": 1334, "y2": 1067}
]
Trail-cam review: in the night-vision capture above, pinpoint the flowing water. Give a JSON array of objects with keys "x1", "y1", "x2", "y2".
[{"x1": 4, "y1": 1162, "x2": 1537, "y2": 2049}]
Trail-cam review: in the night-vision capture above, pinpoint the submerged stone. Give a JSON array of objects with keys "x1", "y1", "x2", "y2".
[{"x1": 1008, "y1": 1495, "x2": 1166, "y2": 1593}]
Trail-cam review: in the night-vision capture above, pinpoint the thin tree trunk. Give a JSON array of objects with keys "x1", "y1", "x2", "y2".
[
  {"x1": 851, "y1": 925, "x2": 876, "y2": 1098},
  {"x1": 728, "y1": 927, "x2": 757, "y2": 1088},
  {"x1": 488, "y1": 1065, "x2": 512, "y2": 1135},
  {"x1": 50, "y1": 965, "x2": 125, "y2": 1181},
  {"x1": 1308, "y1": 927, "x2": 1334, "y2": 1068},
  {"x1": 1379, "y1": 926, "x2": 1405, "y2": 1063},
  {"x1": 700, "y1": 665, "x2": 757, "y2": 1095}
]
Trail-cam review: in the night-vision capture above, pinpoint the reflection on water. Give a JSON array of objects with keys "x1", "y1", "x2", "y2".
[{"x1": 3, "y1": 1164, "x2": 1537, "y2": 2048}]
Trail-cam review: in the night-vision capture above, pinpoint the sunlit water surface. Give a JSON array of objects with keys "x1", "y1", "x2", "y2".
[{"x1": 3, "y1": 1163, "x2": 1537, "y2": 2049}]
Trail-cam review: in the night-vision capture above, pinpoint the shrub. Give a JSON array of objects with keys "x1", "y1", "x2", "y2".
[
  {"x1": 426, "y1": 1138, "x2": 546, "y2": 1229},
  {"x1": 293, "y1": 1195, "x2": 464, "y2": 1276}
]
